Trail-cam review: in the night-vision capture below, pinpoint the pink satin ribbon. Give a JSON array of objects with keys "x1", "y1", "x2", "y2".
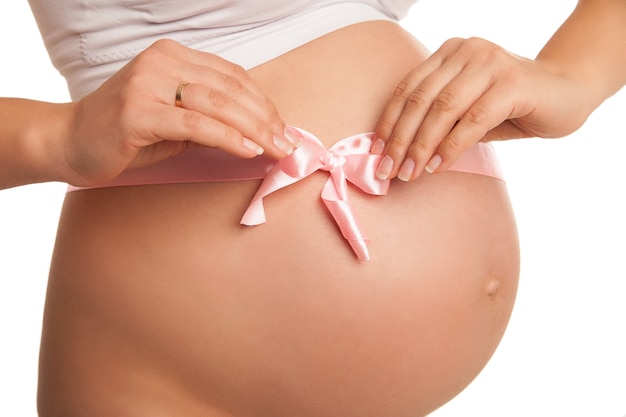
[
  {"x1": 67, "y1": 125, "x2": 503, "y2": 260},
  {"x1": 241, "y1": 127, "x2": 389, "y2": 261}
]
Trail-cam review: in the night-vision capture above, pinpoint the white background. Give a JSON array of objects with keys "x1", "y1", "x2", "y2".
[{"x1": 1, "y1": 1, "x2": 625, "y2": 416}]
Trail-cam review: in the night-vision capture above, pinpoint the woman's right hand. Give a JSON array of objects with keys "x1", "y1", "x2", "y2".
[{"x1": 62, "y1": 39, "x2": 297, "y2": 186}]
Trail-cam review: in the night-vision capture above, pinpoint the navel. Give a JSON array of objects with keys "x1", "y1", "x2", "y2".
[{"x1": 484, "y1": 278, "x2": 501, "y2": 299}]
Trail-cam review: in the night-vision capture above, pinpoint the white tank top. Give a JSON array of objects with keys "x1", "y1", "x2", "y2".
[{"x1": 28, "y1": 0, "x2": 418, "y2": 100}]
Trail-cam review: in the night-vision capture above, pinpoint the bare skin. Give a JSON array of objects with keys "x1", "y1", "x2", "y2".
[
  {"x1": 373, "y1": 0, "x2": 626, "y2": 180},
  {"x1": 1, "y1": 0, "x2": 623, "y2": 415},
  {"x1": 2, "y1": 1, "x2": 624, "y2": 191},
  {"x1": 38, "y1": 22, "x2": 519, "y2": 417}
]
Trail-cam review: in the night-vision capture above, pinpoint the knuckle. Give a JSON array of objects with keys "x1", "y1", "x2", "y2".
[
  {"x1": 393, "y1": 81, "x2": 410, "y2": 98},
  {"x1": 464, "y1": 106, "x2": 490, "y2": 127},
  {"x1": 222, "y1": 74, "x2": 245, "y2": 96},
  {"x1": 464, "y1": 37, "x2": 506, "y2": 62},
  {"x1": 432, "y1": 91, "x2": 456, "y2": 113},
  {"x1": 208, "y1": 88, "x2": 230, "y2": 110},
  {"x1": 377, "y1": 119, "x2": 396, "y2": 135},
  {"x1": 151, "y1": 38, "x2": 175, "y2": 51},
  {"x1": 180, "y1": 110, "x2": 204, "y2": 139},
  {"x1": 463, "y1": 37, "x2": 489, "y2": 52},
  {"x1": 388, "y1": 132, "x2": 412, "y2": 149},
  {"x1": 444, "y1": 133, "x2": 465, "y2": 153},
  {"x1": 141, "y1": 39, "x2": 178, "y2": 63},
  {"x1": 440, "y1": 37, "x2": 464, "y2": 52},
  {"x1": 411, "y1": 136, "x2": 431, "y2": 154},
  {"x1": 127, "y1": 52, "x2": 168, "y2": 83},
  {"x1": 228, "y1": 62, "x2": 249, "y2": 82},
  {"x1": 384, "y1": 134, "x2": 410, "y2": 161},
  {"x1": 485, "y1": 48, "x2": 508, "y2": 67},
  {"x1": 387, "y1": 132, "x2": 429, "y2": 161},
  {"x1": 130, "y1": 48, "x2": 156, "y2": 70},
  {"x1": 406, "y1": 89, "x2": 429, "y2": 109}
]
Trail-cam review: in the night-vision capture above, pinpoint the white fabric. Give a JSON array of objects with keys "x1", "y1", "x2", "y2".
[{"x1": 28, "y1": 0, "x2": 418, "y2": 100}]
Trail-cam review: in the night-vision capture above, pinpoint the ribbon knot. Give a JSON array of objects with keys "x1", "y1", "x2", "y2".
[
  {"x1": 321, "y1": 152, "x2": 346, "y2": 172},
  {"x1": 240, "y1": 127, "x2": 390, "y2": 261}
]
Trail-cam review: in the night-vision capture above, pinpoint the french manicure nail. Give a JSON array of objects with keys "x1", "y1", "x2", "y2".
[
  {"x1": 397, "y1": 158, "x2": 416, "y2": 182},
  {"x1": 371, "y1": 138, "x2": 386, "y2": 155},
  {"x1": 243, "y1": 138, "x2": 264, "y2": 155},
  {"x1": 424, "y1": 154, "x2": 442, "y2": 174},
  {"x1": 376, "y1": 155, "x2": 394, "y2": 180},
  {"x1": 284, "y1": 126, "x2": 303, "y2": 148},
  {"x1": 274, "y1": 135, "x2": 293, "y2": 155}
]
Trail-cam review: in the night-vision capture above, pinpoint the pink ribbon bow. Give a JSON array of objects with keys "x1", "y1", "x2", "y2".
[{"x1": 240, "y1": 127, "x2": 390, "y2": 260}]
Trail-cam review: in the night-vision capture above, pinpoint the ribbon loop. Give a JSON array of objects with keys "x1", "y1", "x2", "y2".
[{"x1": 240, "y1": 127, "x2": 390, "y2": 261}]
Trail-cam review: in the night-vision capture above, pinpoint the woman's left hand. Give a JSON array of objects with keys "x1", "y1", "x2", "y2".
[{"x1": 372, "y1": 37, "x2": 590, "y2": 181}]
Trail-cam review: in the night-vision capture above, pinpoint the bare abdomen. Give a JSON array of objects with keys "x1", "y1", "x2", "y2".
[{"x1": 39, "y1": 21, "x2": 519, "y2": 417}]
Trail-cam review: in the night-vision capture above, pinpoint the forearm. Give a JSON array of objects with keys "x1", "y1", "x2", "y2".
[
  {"x1": 0, "y1": 98, "x2": 73, "y2": 190},
  {"x1": 537, "y1": 0, "x2": 626, "y2": 113}
]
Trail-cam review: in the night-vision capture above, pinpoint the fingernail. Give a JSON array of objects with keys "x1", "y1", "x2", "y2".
[
  {"x1": 376, "y1": 155, "x2": 394, "y2": 180},
  {"x1": 371, "y1": 138, "x2": 386, "y2": 155},
  {"x1": 274, "y1": 135, "x2": 293, "y2": 155},
  {"x1": 397, "y1": 158, "x2": 416, "y2": 181},
  {"x1": 284, "y1": 126, "x2": 303, "y2": 148},
  {"x1": 243, "y1": 138, "x2": 264, "y2": 155},
  {"x1": 425, "y1": 154, "x2": 442, "y2": 174}
]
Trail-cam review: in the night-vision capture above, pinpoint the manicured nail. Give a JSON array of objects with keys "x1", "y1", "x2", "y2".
[
  {"x1": 284, "y1": 126, "x2": 303, "y2": 148},
  {"x1": 371, "y1": 138, "x2": 386, "y2": 155},
  {"x1": 397, "y1": 158, "x2": 416, "y2": 182},
  {"x1": 424, "y1": 154, "x2": 442, "y2": 173},
  {"x1": 376, "y1": 155, "x2": 394, "y2": 180},
  {"x1": 274, "y1": 135, "x2": 293, "y2": 155},
  {"x1": 243, "y1": 138, "x2": 264, "y2": 155}
]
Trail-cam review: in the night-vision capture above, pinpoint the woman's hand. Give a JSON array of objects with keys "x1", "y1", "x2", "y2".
[
  {"x1": 372, "y1": 37, "x2": 591, "y2": 181},
  {"x1": 62, "y1": 39, "x2": 298, "y2": 186}
]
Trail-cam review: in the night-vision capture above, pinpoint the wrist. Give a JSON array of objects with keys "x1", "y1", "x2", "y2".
[
  {"x1": 528, "y1": 58, "x2": 598, "y2": 136},
  {"x1": 12, "y1": 99, "x2": 77, "y2": 187},
  {"x1": 44, "y1": 101, "x2": 81, "y2": 185}
]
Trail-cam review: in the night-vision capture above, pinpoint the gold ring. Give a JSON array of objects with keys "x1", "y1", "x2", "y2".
[{"x1": 175, "y1": 82, "x2": 189, "y2": 107}]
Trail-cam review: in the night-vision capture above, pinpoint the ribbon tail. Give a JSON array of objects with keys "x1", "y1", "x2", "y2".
[
  {"x1": 241, "y1": 166, "x2": 302, "y2": 226},
  {"x1": 322, "y1": 179, "x2": 371, "y2": 261}
]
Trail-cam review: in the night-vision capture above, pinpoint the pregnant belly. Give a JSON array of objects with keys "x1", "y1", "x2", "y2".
[{"x1": 38, "y1": 21, "x2": 520, "y2": 417}]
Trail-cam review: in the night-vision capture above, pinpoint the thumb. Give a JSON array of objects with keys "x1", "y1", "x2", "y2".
[{"x1": 480, "y1": 119, "x2": 533, "y2": 143}]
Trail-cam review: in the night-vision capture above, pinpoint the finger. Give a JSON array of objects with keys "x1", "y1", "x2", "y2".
[
  {"x1": 177, "y1": 61, "x2": 280, "y2": 125},
  {"x1": 375, "y1": 66, "x2": 464, "y2": 180},
  {"x1": 134, "y1": 102, "x2": 267, "y2": 159},
  {"x1": 481, "y1": 120, "x2": 529, "y2": 143},
  {"x1": 431, "y1": 85, "x2": 517, "y2": 173},
  {"x1": 399, "y1": 64, "x2": 496, "y2": 179},
  {"x1": 177, "y1": 82, "x2": 292, "y2": 158},
  {"x1": 151, "y1": 40, "x2": 271, "y2": 105},
  {"x1": 164, "y1": 40, "x2": 272, "y2": 102},
  {"x1": 372, "y1": 54, "x2": 444, "y2": 154},
  {"x1": 372, "y1": 41, "x2": 462, "y2": 155},
  {"x1": 381, "y1": 57, "x2": 491, "y2": 181},
  {"x1": 145, "y1": 40, "x2": 291, "y2": 149},
  {"x1": 171, "y1": 43, "x2": 288, "y2": 137}
]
